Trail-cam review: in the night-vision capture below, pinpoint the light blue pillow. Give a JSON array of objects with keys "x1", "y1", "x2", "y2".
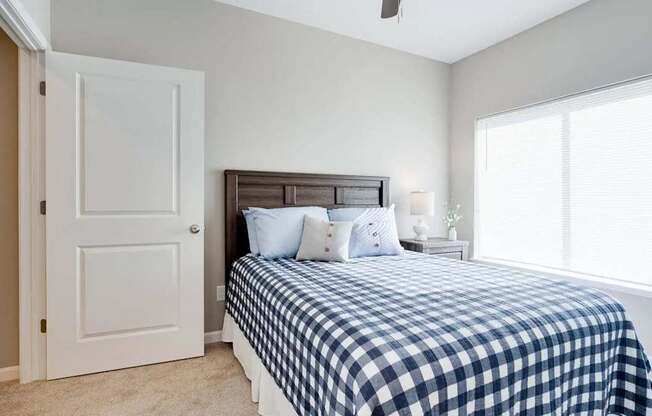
[
  {"x1": 249, "y1": 206, "x2": 329, "y2": 259},
  {"x1": 328, "y1": 207, "x2": 367, "y2": 222},
  {"x1": 348, "y1": 205, "x2": 403, "y2": 258},
  {"x1": 242, "y1": 210, "x2": 259, "y2": 255}
]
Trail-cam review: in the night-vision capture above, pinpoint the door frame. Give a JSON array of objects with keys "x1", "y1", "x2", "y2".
[
  {"x1": 1, "y1": 0, "x2": 48, "y2": 383},
  {"x1": 18, "y1": 48, "x2": 46, "y2": 383}
]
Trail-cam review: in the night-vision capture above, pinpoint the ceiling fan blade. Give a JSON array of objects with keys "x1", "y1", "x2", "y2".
[{"x1": 381, "y1": 0, "x2": 400, "y2": 19}]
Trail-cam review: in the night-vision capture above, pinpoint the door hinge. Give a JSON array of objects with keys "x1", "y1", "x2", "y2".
[
  {"x1": 40, "y1": 319, "x2": 47, "y2": 333},
  {"x1": 40, "y1": 200, "x2": 46, "y2": 215},
  {"x1": 39, "y1": 81, "x2": 46, "y2": 96}
]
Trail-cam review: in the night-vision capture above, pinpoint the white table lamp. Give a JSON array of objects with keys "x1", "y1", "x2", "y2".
[{"x1": 410, "y1": 191, "x2": 434, "y2": 241}]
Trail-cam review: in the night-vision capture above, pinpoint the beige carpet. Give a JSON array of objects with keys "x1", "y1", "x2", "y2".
[{"x1": 0, "y1": 343, "x2": 258, "y2": 416}]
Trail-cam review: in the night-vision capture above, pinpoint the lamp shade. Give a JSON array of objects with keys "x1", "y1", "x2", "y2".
[{"x1": 410, "y1": 191, "x2": 434, "y2": 216}]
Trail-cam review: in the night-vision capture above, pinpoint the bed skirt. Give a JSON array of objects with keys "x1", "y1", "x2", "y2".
[{"x1": 222, "y1": 312, "x2": 299, "y2": 416}]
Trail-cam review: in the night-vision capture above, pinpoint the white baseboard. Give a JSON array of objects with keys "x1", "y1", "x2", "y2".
[
  {"x1": 0, "y1": 365, "x2": 19, "y2": 382},
  {"x1": 204, "y1": 330, "x2": 222, "y2": 344}
]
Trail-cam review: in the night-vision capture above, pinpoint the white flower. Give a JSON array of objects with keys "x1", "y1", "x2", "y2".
[{"x1": 442, "y1": 203, "x2": 463, "y2": 228}]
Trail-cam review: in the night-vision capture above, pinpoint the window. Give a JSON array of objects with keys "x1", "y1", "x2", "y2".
[{"x1": 475, "y1": 76, "x2": 652, "y2": 289}]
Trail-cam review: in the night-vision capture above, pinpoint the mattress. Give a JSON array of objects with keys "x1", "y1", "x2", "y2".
[{"x1": 225, "y1": 252, "x2": 652, "y2": 415}]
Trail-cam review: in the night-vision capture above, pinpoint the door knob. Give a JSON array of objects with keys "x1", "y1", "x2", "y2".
[{"x1": 190, "y1": 224, "x2": 202, "y2": 234}]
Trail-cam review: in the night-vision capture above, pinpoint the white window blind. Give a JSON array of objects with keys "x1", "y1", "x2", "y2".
[{"x1": 475, "y1": 76, "x2": 652, "y2": 288}]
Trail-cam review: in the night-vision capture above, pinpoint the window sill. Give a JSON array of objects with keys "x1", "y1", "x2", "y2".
[{"x1": 472, "y1": 257, "x2": 652, "y2": 299}]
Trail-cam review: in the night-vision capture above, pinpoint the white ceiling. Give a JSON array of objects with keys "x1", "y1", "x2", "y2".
[{"x1": 215, "y1": 0, "x2": 591, "y2": 63}]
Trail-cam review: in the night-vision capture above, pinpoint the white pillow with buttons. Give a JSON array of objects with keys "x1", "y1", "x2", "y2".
[
  {"x1": 349, "y1": 204, "x2": 403, "y2": 258},
  {"x1": 296, "y1": 216, "x2": 353, "y2": 262}
]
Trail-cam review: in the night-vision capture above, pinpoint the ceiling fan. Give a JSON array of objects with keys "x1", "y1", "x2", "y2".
[{"x1": 381, "y1": 0, "x2": 401, "y2": 19}]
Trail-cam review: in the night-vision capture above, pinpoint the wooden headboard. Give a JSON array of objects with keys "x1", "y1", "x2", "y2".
[{"x1": 224, "y1": 170, "x2": 390, "y2": 284}]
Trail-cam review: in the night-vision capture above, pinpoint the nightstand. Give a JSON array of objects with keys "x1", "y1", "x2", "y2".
[{"x1": 400, "y1": 238, "x2": 469, "y2": 261}]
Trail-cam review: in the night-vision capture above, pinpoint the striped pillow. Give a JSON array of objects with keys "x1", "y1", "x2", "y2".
[{"x1": 349, "y1": 205, "x2": 403, "y2": 258}]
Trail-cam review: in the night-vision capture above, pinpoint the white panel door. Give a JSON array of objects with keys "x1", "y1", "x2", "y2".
[{"x1": 46, "y1": 51, "x2": 204, "y2": 379}]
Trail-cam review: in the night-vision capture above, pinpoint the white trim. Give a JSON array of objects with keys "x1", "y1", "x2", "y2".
[
  {"x1": 0, "y1": 13, "x2": 23, "y2": 46},
  {"x1": 0, "y1": 366, "x2": 19, "y2": 383},
  {"x1": 473, "y1": 257, "x2": 652, "y2": 299},
  {"x1": 30, "y1": 50, "x2": 46, "y2": 382},
  {"x1": 0, "y1": 0, "x2": 48, "y2": 51},
  {"x1": 18, "y1": 47, "x2": 32, "y2": 383},
  {"x1": 18, "y1": 49, "x2": 46, "y2": 384},
  {"x1": 204, "y1": 331, "x2": 223, "y2": 344},
  {"x1": 472, "y1": 120, "x2": 482, "y2": 260}
]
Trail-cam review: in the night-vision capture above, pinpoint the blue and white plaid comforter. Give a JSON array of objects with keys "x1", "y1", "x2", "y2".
[{"x1": 226, "y1": 252, "x2": 652, "y2": 415}]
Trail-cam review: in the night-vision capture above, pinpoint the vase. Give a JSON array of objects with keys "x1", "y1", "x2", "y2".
[{"x1": 448, "y1": 227, "x2": 457, "y2": 241}]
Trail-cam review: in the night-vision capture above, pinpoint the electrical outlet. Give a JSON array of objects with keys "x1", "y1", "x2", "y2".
[{"x1": 216, "y1": 285, "x2": 226, "y2": 302}]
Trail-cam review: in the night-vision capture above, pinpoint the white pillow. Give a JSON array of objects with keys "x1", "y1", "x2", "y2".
[
  {"x1": 349, "y1": 204, "x2": 403, "y2": 258},
  {"x1": 296, "y1": 216, "x2": 353, "y2": 262}
]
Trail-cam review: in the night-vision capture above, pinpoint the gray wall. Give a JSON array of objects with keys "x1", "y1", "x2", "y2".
[
  {"x1": 449, "y1": 0, "x2": 652, "y2": 349},
  {"x1": 51, "y1": 0, "x2": 651, "y2": 351},
  {"x1": 51, "y1": 0, "x2": 450, "y2": 332}
]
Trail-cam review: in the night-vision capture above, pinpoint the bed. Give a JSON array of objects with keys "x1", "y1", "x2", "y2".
[{"x1": 222, "y1": 170, "x2": 652, "y2": 416}]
